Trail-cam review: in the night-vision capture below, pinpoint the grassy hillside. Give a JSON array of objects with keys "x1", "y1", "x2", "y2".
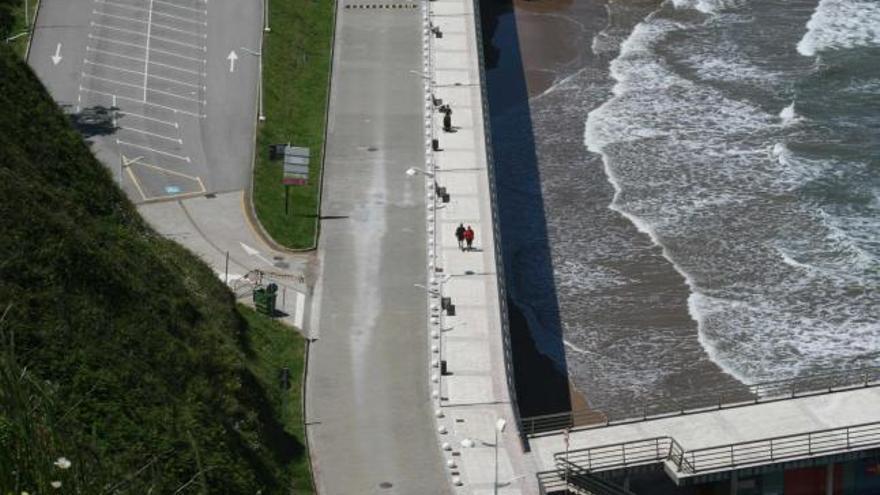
[{"x1": 0, "y1": 45, "x2": 310, "y2": 493}]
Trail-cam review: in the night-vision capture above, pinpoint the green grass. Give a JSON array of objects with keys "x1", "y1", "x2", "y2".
[
  {"x1": 239, "y1": 305, "x2": 313, "y2": 493},
  {"x1": 0, "y1": 44, "x2": 313, "y2": 493},
  {"x1": 0, "y1": 0, "x2": 37, "y2": 57},
  {"x1": 253, "y1": 0, "x2": 335, "y2": 249}
]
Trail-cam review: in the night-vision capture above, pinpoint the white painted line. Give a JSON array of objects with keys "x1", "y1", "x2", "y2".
[
  {"x1": 94, "y1": 11, "x2": 206, "y2": 39},
  {"x1": 83, "y1": 72, "x2": 145, "y2": 90},
  {"x1": 145, "y1": 86, "x2": 204, "y2": 104},
  {"x1": 88, "y1": 34, "x2": 205, "y2": 63},
  {"x1": 85, "y1": 48, "x2": 205, "y2": 75},
  {"x1": 294, "y1": 292, "x2": 306, "y2": 328},
  {"x1": 120, "y1": 125, "x2": 182, "y2": 143},
  {"x1": 142, "y1": 0, "x2": 154, "y2": 102},
  {"x1": 84, "y1": 73, "x2": 203, "y2": 104},
  {"x1": 91, "y1": 22, "x2": 205, "y2": 51},
  {"x1": 80, "y1": 87, "x2": 203, "y2": 117},
  {"x1": 94, "y1": 0, "x2": 207, "y2": 26},
  {"x1": 153, "y1": 0, "x2": 207, "y2": 15},
  {"x1": 85, "y1": 59, "x2": 202, "y2": 89},
  {"x1": 117, "y1": 109, "x2": 179, "y2": 128},
  {"x1": 116, "y1": 139, "x2": 190, "y2": 162}
]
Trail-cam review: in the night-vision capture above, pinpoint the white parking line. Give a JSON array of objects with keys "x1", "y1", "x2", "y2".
[
  {"x1": 88, "y1": 34, "x2": 206, "y2": 63},
  {"x1": 91, "y1": 22, "x2": 206, "y2": 51},
  {"x1": 117, "y1": 109, "x2": 179, "y2": 128},
  {"x1": 95, "y1": 0, "x2": 207, "y2": 26},
  {"x1": 85, "y1": 60, "x2": 203, "y2": 89},
  {"x1": 120, "y1": 125, "x2": 183, "y2": 144},
  {"x1": 83, "y1": 73, "x2": 202, "y2": 105},
  {"x1": 94, "y1": 11, "x2": 207, "y2": 38},
  {"x1": 116, "y1": 139, "x2": 191, "y2": 162},
  {"x1": 153, "y1": 0, "x2": 206, "y2": 15},
  {"x1": 85, "y1": 48, "x2": 206, "y2": 76},
  {"x1": 142, "y1": 0, "x2": 154, "y2": 102},
  {"x1": 84, "y1": 73, "x2": 203, "y2": 103},
  {"x1": 80, "y1": 86, "x2": 204, "y2": 118}
]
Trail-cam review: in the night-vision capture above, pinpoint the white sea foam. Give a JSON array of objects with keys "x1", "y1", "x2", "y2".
[
  {"x1": 779, "y1": 102, "x2": 800, "y2": 124},
  {"x1": 582, "y1": 3, "x2": 880, "y2": 385},
  {"x1": 797, "y1": 0, "x2": 880, "y2": 56},
  {"x1": 671, "y1": 0, "x2": 744, "y2": 15}
]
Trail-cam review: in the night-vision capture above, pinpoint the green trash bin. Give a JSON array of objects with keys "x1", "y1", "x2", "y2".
[{"x1": 253, "y1": 283, "x2": 278, "y2": 315}]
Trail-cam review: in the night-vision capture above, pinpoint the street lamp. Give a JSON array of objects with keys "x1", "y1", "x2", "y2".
[
  {"x1": 406, "y1": 166, "x2": 434, "y2": 178},
  {"x1": 494, "y1": 418, "x2": 507, "y2": 495},
  {"x1": 241, "y1": 46, "x2": 265, "y2": 122}
]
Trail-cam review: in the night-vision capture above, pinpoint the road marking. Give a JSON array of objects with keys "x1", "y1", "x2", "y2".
[
  {"x1": 85, "y1": 60, "x2": 203, "y2": 89},
  {"x1": 142, "y1": 0, "x2": 154, "y2": 102},
  {"x1": 88, "y1": 34, "x2": 206, "y2": 63},
  {"x1": 86, "y1": 48, "x2": 205, "y2": 76},
  {"x1": 116, "y1": 109, "x2": 179, "y2": 128},
  {"x1": 91, "y1": 22, "x2": 206, "y2": 51},
  {"x1": 227, "y1": 50, "x2": 237, "y2": 72},
  {"x1": 120, "y1": 125, "x2": 182, "y2": 143},
  {"x1": 51, "y1": 43, "x2": 63, "y2": 65},
  {"x1": 116, "y1": 139, "x2": 191, "y2": 162},
  {"x1": 84, "y1": 73, "x2": 202, "y2": 104},
  {"x1": 94, "y1": 0, "x2": 207, "y2": 26},
  {"x1": 80, "y1": 87, "x2": 204, "y2": 117},
  {"x1": 240, "y1": 242, "x2": 274, "y2": 266},
  {"x1": 94, "y1": 11, "x2": 207, "y2": 38},
  {"x1": 125, "y1": 161, "x2": 206, "y2": 201},
  {"x1": 153, "y1": 0, "x2": 207, "y2": 15},
  {"x1": 294, "y1": 292, "x2": 306, "y2": 328}
]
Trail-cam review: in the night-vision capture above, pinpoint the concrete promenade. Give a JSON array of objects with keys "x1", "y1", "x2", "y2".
[
  {"x1": 305, "y1": 1, "x2": 451, "y2": 493},
  {"x1": 531, "y1": 386, "x2": 880, "y2": 478},
  {"x1": 421, "y1": 0, "x2": 537, "y2": 492}
]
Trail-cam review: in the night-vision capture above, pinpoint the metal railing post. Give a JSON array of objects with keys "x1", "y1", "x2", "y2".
[
  {"x1": 730, "y1": 445, "x2": 735, "y2": 466},
  {"x1": 769, "y1": 438, "x2": 774, "y2": 461},
  {"x1": 846, "y1": 428, "x2": 851, "y2": 449}
]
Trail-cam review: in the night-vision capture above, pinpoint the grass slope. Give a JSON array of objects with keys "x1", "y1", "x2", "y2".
[
  {"x1": 253, "y1": 0, "x2": 334, "y2": 249},
  {"x1": 0, "y1": 45, "x2": 310, "y2": 493}
]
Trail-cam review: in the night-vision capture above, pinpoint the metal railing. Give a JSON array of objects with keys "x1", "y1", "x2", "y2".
[
  {"x1": 523, "y1": 366, "x2": 880, "y2": 435},
  {"x1": 551, "y1": 420, "x2": 880, "y2": 479}
]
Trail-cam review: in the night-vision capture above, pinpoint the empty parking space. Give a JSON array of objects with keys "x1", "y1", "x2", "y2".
[{"x1": 79, "y1": 0, "x2": 209, "y2": 201}]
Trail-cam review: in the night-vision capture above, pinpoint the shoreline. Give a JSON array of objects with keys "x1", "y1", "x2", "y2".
[{"x1": 501, "y1": 0, "x2": 750, "y2": 416}]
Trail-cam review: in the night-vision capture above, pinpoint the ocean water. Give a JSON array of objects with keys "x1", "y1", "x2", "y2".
[{"x1": 584, "y1": 0, "x2": 880, "y2": 385}]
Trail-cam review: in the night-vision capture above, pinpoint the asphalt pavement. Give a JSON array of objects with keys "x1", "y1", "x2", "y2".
[
  {"x1": 28, "y1": 0, "x2": 261, "y2": 201},
  {"x1": 306, "y1": 2, "x2": 452, "y2": 493}
]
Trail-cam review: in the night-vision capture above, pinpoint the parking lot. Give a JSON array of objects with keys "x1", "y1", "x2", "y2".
[{"x1": 79, "y1": 0, "x2": 209, "y2": 200}]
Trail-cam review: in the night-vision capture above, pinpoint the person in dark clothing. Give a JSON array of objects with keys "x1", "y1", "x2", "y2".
[
  {"x1": 443, "y1": 112, "x2": 452, "y2": 132},
  {"x1": 464, "y1": 226, "x2": 475, "y2": 251},
  {"x1": 455, "y1": 223, "x2": 466, "y2": 251}
]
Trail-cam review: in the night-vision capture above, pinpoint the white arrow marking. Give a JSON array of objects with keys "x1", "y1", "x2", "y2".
[
  {"x1": 51, "y1": 43, "x2": 63, "y2": 65},
  {"x1": 227, "y1": 50, "x2": 238, "y2": 73},
  {"x1": 240, "y1": 242, "x2": 273, "y2": 266}
]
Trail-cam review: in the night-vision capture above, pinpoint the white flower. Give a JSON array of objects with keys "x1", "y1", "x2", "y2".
[
  {"x1": 50, "y1": 481, "x2": 62, "y2": 489},
  {"x1": 53, "y1": 457, "x2": 72, "y2": 469}
]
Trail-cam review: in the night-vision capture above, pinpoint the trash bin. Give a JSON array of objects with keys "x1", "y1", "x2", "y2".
[{"x1": 253, "y1": 284, "x2": 278, "y2": 315}]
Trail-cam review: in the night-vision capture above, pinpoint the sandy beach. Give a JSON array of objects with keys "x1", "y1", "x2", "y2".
[{"x1": 481, "y1": 0, "x2": 749, "y2": 418}]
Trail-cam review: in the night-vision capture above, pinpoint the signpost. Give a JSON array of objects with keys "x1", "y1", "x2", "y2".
[{"x1": 281, "y1": 145, "x2": 309, "y2": 215}]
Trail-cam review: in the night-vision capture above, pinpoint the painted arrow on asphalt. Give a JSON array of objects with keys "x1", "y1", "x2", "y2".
[
  {"x1": 227, "y1": 50, "x2": 238, "y2": 73},
  {"x1": 240, "y1": 242, "x2": 273, "y2": 266},
  {"x1": 51, "y1": 43, "x2": 63, "y2": 65}
]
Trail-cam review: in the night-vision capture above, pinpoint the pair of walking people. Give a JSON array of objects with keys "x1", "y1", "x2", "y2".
[{"x1": 455, "y1": 223, "x2": 475, "y2": 251}]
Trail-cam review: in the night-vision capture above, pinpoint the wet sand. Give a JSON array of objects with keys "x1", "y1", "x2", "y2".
[{"x1": 498, "y1": 0, "x2": 749, "y2": 416}]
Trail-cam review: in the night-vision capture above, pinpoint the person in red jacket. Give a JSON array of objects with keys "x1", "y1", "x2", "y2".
[{"x1": 464, "y1": 226, "x2": 475, "y2": 251}]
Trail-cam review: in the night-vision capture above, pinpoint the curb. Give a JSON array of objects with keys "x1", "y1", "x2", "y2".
[{"x1": 24, "y1": 0, "x2": 43, "y2": 61}]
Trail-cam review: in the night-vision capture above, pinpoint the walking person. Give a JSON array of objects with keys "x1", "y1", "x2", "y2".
[
  {"x1": 455, "y1": 223, "x2": 466, "y2": 251},
  {"x1": 464, "y1": 225, "x2": 475, "y2": 251}
]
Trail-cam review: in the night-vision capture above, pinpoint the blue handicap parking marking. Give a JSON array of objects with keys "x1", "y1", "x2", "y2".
[{"x1": 165, "y1": 186, "x2": 181, "y2": 194}]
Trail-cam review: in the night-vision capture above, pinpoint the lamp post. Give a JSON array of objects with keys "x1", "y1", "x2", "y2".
[
  {"x1": 406, "y1": 166, "x2": 435, "y2": 178},
  {"x1": 494, "y1": 418, "x2": 507, "y2": 495},
  {"x1": 263, "y1": 0, "x2": 270, "y2": 32},
  {"x1": 241, "y1": 46, "x2": 265, "y2": 122}
]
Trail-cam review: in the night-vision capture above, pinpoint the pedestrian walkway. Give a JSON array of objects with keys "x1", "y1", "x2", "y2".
[{"x1": 421, "y1": 0, "x2": 537, "y2": 492}]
